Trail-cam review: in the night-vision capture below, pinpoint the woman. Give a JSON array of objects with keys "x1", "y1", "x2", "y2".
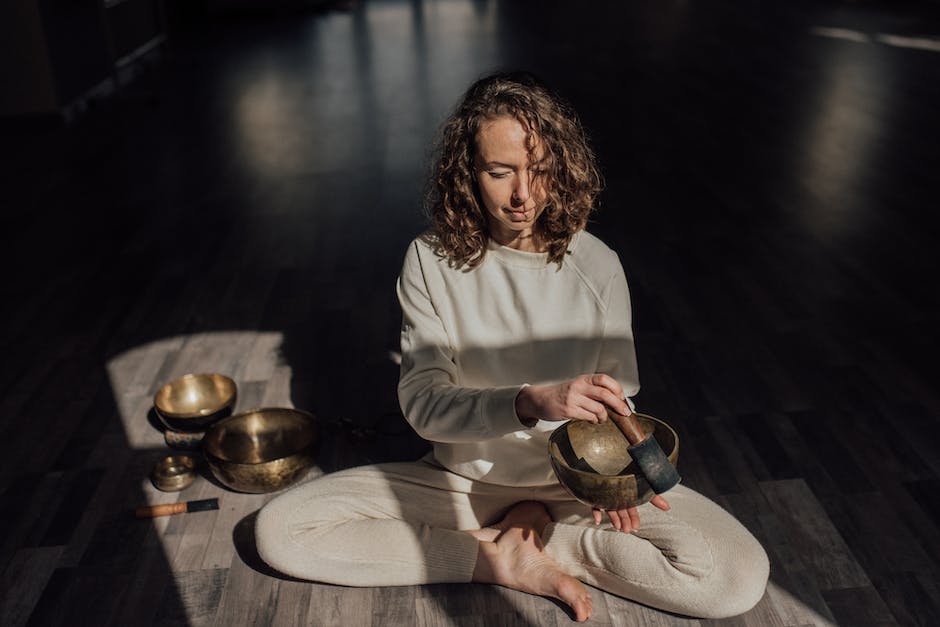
[{"x1": 257, "y1": 72, "x2": 769, "y2": 621}]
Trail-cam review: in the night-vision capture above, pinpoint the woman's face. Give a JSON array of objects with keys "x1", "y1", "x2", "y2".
[{"x1": 474, "y1": 116, "x2": 548, "y2": 250}]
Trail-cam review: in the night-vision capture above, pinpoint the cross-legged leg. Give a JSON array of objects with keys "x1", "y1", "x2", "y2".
[
  {"x1": 256, "y1": 460, "x2": 495, "y2": 586},
  {"x1": 256, "y1": 461, "x2": 597, "y2": 621},
  {"x1": 539, "y1": 484, "x2": 770, "y2": 619},
  {"x1": 257, "y1": 464, "x2": 767, "y2": 620}
]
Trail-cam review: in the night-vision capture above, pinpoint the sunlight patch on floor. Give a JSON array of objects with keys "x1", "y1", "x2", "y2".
[
  {"x1": 106, "y1": 331, "x2": 289, "y2": 454},
  {"x1": 812, "y1": 26, "x2": 940, "y2": 53}
]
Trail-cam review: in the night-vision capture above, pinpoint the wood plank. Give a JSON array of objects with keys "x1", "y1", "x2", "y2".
[
  {"x1": 607, "y1": 590, "x2": 701, "y2": 626},
  {"x1": 51, "y1": 381, "x2": 122, "y2": 472},
  {"x1": 716, "y1": 491, "x2": 833, "y2": 626},
  {"x1": 839, "y1": 491, "x2": 938, "y2": 576},
  {"x1": 259, "y1": 364, "x2": 294, "y2": 408},
  {"x1": 152, "y1": 568, "x2": 229, "y2": 627},
  {"x1": 757, "y1": 537, "x2": 836, "y2": 626},
  {"x1": 0, "y1": 546, "x2": 63, "y2": 627},
  {"x1": 305, "y1": 583, "x2": 375, "y2": 626},
  {"x1": 200, "y1": 490, "x2": 266, "y2": 571},
  {"x1": 876, "y1": 401, "x2": 940, "y2": 479},
  {"x1": 210, "y1": 547, "x2": 280, "y2": 626},
  {"x1": 762, "y1": 580, "x2": 836, "y2": 627},
  {"x1": 38, "y1": 468, "x2": 106, "y2": 547},
  {"x1": 0, "y1": 472, "x2": 45, "y2": 571},
  {"x1": 702, "y1": 416, "x2": 765, "y2": 489},
  {"x1": 876, "y1": 571, "x2": 940, "y2": 627},
  {"x1": 23, "y1": 567, "x2": 78, "y2": 627},
  {"x1": 236, "y1": 331, "x2": 284, "y2": 384},
  {"x1": 759, "y1": 480, "x2": 870, "y2": 591},
  {"x1": 371, "y1": 585, "x2": 418, "y2": 626},
  {"x1": 268, "y1": 579, "x2": 313, "y2": 626},
  {"x1": 166, "y1": 479, "x2": 222, "y2": 572},
  {"x1": 821, "y1": 586, "x2": 897, "y2": 626},
  {"x1": 730, "y1": 413, "x2": 801, "y2": 481},
  {"x1": 110, "y1": 539, "x2": 175, "y2": 627},
  {"x1": 59, "y1": 443, "x2": 134, "y2": 567}
]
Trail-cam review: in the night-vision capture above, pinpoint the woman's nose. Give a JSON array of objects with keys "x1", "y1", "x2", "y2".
[{"x1": 511, "y1": 174, "x2": 530, "y2": 205}]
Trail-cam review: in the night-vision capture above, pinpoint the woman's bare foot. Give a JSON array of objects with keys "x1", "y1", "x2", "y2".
[
  {"x1": 470, "y1": 502, "x2": 593, "y2": 622},
  {"x1": 467, "y1": 500, "x2": 552, "y2": 543}
]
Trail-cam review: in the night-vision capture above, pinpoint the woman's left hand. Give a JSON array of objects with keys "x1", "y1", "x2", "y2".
[{"x1": 592, "y1": 494, "x2": 670, "y2": 532}]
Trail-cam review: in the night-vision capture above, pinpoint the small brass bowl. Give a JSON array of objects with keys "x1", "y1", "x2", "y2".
[
  {"x1": 549, "y1": 413, "x2": 679, "y2": 510},
  {"x1": 202, "y1": 407, "x2": 318, "y2": 493},
  {"x1": 151, "y1": 455, "x2": 197, "y2": 492},
  {"x1": 153, "y1": 373, "x2": 237, "y2": 432}
]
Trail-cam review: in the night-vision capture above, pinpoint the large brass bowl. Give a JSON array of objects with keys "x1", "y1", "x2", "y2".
[
  {"x1": 202, "y1": 407, "x2": 318, "y2": 493},
  {"x1": 153, "y1": 373, "x2": 237, "y2": 432},
  {"x1": 549, "y1": 413, "x2": 679, "y2": 510}
]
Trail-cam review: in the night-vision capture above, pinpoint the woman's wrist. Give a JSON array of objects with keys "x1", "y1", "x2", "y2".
[{"x1": 514, "y1": 384, "x2": 538, "y2": 427}]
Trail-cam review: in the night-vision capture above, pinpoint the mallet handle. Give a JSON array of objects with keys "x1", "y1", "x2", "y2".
[
  {"x1": 135, "y1": 502, "x2": 187, "y2": 518},
  {"x1": 607, "y1": 409, "x2": 646, "y2": 445}
]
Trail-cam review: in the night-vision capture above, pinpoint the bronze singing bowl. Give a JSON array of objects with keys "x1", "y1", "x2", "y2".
[
  {"x1": 549, "y1": 413, "x2": 679, "y2": 510},
  {"x1": 153, "y1": 373, "x2": 237, "y2": 432},
  {"x1": 202, "y1": 407, "x2": 318, "y2": 493},
  {"x1": 151, "y1": 454, "x2": 197, "y2": 492}
]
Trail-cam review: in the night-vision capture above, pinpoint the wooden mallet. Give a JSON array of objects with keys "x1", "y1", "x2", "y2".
[{"x1": 607, "y1": 409, "x2": 681, "y2": 495}]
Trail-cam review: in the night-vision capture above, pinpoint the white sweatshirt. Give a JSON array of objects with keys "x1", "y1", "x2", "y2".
[{"x1": 396, "y1": 230, "x2": 640, "y2": 486}]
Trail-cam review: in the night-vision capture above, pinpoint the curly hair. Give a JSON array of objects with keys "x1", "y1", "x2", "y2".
[{"x1": 425, "y1": 71, "x2": 603, "y2": 268}]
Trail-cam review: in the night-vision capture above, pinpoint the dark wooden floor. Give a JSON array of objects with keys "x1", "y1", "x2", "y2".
[{"x1": 2, "y1": 0, "x2": 939, "y2": 625}]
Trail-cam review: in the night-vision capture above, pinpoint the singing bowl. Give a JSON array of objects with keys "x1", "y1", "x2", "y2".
[
  {"x1": 151, "y1": 454, "x2": 197, "y2": 492},
  {"x1": 202, "y1": 407, "x2": 318, "y2": 493},
  {"x1": 153, "y1": 373, "x2": 237, "y2": 432},
  {"x1": 549, "y1": 413, "x2": 679, "y2": 510}
]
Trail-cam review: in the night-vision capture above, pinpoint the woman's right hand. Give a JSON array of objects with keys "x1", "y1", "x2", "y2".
[{"x1": 515, "y1": 373, "x2": 631, "y2": 424}]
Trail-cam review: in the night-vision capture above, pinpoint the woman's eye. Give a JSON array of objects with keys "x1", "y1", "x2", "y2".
[{"x1": 487, "y1": 171, "x2": 510, "y2": 179}]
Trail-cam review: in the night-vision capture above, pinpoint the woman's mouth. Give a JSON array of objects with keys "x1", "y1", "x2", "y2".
[{"x1": 506, "y1": 208, "x2": 533, "y2": 221}]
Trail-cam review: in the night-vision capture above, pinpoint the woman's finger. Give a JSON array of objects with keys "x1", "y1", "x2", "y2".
[
  {"x1": 577, "y1": 398, "x2": 608, "y2": 423},
  {"x1": 650, "y1": 495, "x2": 670, "y2": 511},
  {"x1": 569, "y1": 406, "x2": 602, "y2": 423},
  {"x1": 592, "y1": 508, "x2": 602, "y2": 525},
  {"x1": 610, "y1": 509, "x2": 633, "y2": 533},
  {"x1": 584, "y1": 386, "x2": 631, "y2": 416},
  {"x1": 580, "y1": 374, "x2": 630, "y2": 415},
  {"x1": 590, "y1": 373, "x2": 624, "y2": 398},
  {"x1": 626, "y1": 507, "x2": 641, "y2": 531},
  {"x1": 607, "y1": 509, "x2": 623, "y2": 531}
]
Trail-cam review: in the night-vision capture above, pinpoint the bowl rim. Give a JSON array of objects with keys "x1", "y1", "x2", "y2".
[
  {"x1": 202, "y1": 406, "x2": 318, "y2": 466},
  {"x1": 153, "y1": 372, "x2": 237, "y2": 419},
  {"x1": 548, "y1": 413, "x2": 678, "y2": 480}
]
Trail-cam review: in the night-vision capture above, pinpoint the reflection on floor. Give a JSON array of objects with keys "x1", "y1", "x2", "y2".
[{"x1": 1, "y1": 0, "x2": 939, "y2": 625}]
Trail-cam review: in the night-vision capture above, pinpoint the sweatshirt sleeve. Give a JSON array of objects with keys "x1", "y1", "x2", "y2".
[
  {"x1": 597, "y1": 253, "x2": 641, "y2": 404},
  {"x1": 396, "y1": 242, "x2": 527, "y2": 443}
]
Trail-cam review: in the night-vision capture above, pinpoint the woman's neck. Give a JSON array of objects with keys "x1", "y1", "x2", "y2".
[{"x1": 489, "y1": 228, "x2": 546, "y2": 253}]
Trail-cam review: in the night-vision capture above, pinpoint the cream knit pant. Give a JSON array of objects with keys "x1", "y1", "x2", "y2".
[{"x1": 256, "y1": 458, "x2": 769, "y2": 619}]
